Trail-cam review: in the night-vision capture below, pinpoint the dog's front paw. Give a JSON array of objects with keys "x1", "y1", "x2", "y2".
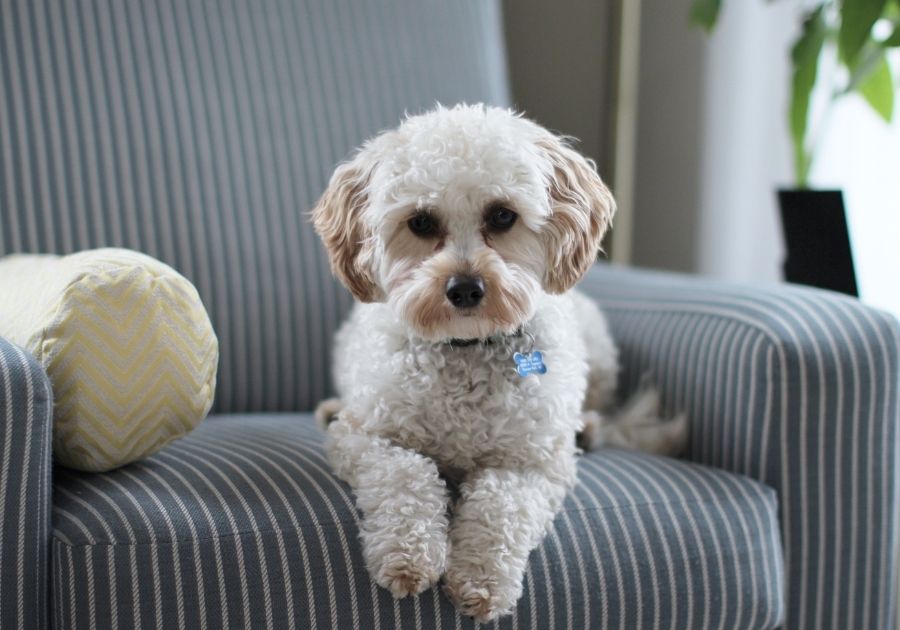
[
  {"x1": 364, "y1": 524, "x2": 449, "y2": 599},
  {"x1": 372, "y1": 551, "x2": 444, "y2": 598},
  {"x1": 363, "y1": 523, "x2": 449, "y2": 598},
  {"x1": 443, "y1": 563, "x2": 519, "y2": 622}
]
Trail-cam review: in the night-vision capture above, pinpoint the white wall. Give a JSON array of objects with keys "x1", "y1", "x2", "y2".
[
  {"x1": 811, "y1": 49, "x2": 900, "y2": 318},
  {"x1": 694, "y1": 1, "x2": 798, "y2": 284},
  {"x1": 633, "y1": 0, "x2": 799, "y2": 282}
]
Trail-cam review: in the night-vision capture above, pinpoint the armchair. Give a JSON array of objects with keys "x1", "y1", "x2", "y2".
[{"x1": 0, "y1": 0, "x2": 897, "y2": 628}]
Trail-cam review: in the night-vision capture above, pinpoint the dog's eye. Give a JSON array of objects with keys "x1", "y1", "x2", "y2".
[
  {"x1": 486, "y1": 206, "x2": 518, "y2": 232},
  {"x1": 407, "y1": 211, "x2": 438, "y2": 237}
]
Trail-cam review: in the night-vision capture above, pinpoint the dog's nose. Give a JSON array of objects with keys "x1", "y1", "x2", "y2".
[{"x1": 446, "y1": 275, "x2": 485, "y2": 309}]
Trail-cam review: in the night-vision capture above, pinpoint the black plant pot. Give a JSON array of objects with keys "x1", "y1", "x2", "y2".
[{"x1": 777, "y1": 189, "x2": 859, "y2": 297}]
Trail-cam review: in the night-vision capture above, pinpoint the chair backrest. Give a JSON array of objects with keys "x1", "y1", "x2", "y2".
[{"x1": 0, "y1": 0, "x2": 511, "y2": 412}]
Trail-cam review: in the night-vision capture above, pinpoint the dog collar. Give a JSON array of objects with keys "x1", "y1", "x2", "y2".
[
  {"x1": 443, "y1": 327, "x2": 547, "y2": 377},
  {"x1": 444, "y1": 327, "x2": 525, "y2": 348}
]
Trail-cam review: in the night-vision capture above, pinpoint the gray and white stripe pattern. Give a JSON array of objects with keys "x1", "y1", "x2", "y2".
[
  {"x1": 0, "y1": 336, "x2": 53, "y2": 630},
  {"x1": 5, "y1": 0, "x2": 896, "y2": 625},
  {"x1": 581, "y1": 263, "x2": 900, "y2": 630},
  {"x1": 0, "y1": 0, "x2": 511, "y2": 414},
  {"x1": 52, "y1": 413, "x2": 784, "y2": 630}
]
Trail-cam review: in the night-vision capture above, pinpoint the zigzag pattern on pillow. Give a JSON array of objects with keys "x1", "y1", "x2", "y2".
[
  {"x1": 46, "y1": 264, "x2": 217, "y2": 470},
  {"x1": 0, "y1": 248, "x2": 218, "y2": 471}
]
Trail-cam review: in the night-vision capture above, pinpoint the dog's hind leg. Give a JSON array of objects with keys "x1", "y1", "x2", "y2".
[{"x1": 314, "y1": 397, "x2": 343, "y2": 429}]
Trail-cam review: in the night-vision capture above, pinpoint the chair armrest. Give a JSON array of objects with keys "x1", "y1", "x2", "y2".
[
  {"x1": 0, "y1": 336, "x2": 53, "y2": 629},
  {"x1": 579, "y1": 263, "x2": 900, "y2": 630}
]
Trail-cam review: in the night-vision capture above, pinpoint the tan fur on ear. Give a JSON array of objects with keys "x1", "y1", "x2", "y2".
[
  {"x1": 311, "y1": 159, "x2": 382, "y2": 302},
  {"x1": 537, "y1": 135, "x2": 616, "y2": 294}
]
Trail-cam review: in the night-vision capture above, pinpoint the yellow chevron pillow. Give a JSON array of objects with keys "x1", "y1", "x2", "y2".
[{"x1": 0, "y1": 248, "x2": 218, "y2": 472}]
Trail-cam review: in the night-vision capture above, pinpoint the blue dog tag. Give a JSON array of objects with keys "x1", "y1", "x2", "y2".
[{"x1": 514, "y1": 351, "x2": 547, "y2": 377}]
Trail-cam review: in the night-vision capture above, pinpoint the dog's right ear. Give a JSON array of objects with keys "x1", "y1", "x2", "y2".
[{"x1": 311, "y1": 151, "x2": 382, "y2": 302}]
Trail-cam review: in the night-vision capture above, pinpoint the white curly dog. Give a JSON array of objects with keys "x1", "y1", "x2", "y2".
[{"x1": 312, "y1": 104, "x2": 687, "y2": 621}]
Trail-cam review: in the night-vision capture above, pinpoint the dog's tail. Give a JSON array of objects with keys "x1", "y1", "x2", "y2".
[{"x1": 580, "y1": 388, "x2": 689, "y2": 457}]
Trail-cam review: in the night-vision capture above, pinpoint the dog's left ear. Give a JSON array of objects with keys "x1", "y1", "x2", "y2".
[{"x1": 537, "y1": 134, "x2": 616, "y2": 294}]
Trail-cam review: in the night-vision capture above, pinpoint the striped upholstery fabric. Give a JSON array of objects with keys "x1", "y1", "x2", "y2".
[
  {"x1": 52, "y1": 413, "x2": 784, "y2": 630},
  {"x1": 0, "y1": 337, "x2": 54, "y2": 630},
  {"x1": 0, "y1": 0, "x2": 510, "y2": 414},
  {"x1": 581, "y1": 264, "x2": 900, "y2": 630}
]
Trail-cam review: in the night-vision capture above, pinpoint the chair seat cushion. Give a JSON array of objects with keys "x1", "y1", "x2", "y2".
[{"x1": 52, "y1": 414, "x2": 784, "y2": 629}]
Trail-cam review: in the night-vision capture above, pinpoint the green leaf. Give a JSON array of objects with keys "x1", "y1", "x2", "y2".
[
  {"x1": 690, "y1": 0, "x2": 722, "y2": 32},
  {"x1": 845, "y1": 41, "x2": 886, "y2": 91},
  {"x1": 840, "y1": 0, "x2": 888, "y2": 64},
  {"x1": 858, "y1": 54, "x2": 895, "y2": 120},
  {"x1": 790, "y1": 7, "x2": 827, "y2": 187}
]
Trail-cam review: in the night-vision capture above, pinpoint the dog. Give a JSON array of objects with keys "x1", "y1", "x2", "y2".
[{"x1": 311, "y1": 104, "x2": 687, "y2": 621}]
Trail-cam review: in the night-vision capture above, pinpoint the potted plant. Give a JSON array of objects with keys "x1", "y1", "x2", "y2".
[{"x1": 691, "y1": 0, "x2": 899, "y2": 295}]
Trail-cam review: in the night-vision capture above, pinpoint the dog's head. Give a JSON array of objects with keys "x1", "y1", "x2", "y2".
[{"x1": 312, "y1": 104, "x2": 615, "y2": 341}]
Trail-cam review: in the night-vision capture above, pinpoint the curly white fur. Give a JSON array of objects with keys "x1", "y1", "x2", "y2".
[{"x1": 312, "y1": 104, "x2": 687, "y2": 621}]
